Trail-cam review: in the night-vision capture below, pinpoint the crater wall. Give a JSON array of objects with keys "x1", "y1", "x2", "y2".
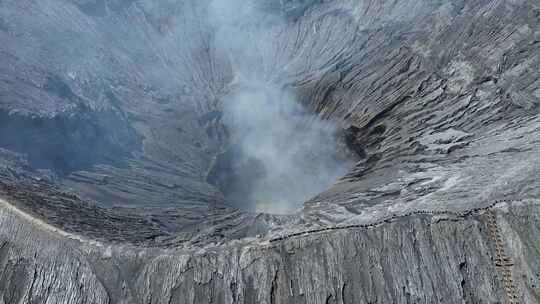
[{"x1": 0, "y1": 0, "x2": 539, "y2": 302}]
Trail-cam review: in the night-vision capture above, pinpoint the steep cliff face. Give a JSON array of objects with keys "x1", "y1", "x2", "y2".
[
  {"x1": 1, "y1": 199, "x2": 539, "y2": 304},
  {"x1": 0, "y1": 0, "x2": 540, "y2": 303}
]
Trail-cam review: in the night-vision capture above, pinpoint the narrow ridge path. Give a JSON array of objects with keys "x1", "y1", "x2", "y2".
[
  {"x1": 269, "y1": 199, "x2": 527, "y2": 303},
  {"x1": 269, "y1": 200, "x2": 517, "y2": 242}
]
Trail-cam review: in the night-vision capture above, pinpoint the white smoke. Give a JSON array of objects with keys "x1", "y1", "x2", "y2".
[{"x1": 208, "y1": 0, "x2": 352, "y2": 214}]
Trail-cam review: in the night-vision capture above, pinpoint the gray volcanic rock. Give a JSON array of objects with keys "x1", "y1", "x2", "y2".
[{"x1": 1, "y1": 0, "x2": 540, "y2": 303}]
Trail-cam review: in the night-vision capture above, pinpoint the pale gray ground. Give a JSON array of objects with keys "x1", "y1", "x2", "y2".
[{"x1": 1, "y1": 0, "x2": 540, "y2": 303}]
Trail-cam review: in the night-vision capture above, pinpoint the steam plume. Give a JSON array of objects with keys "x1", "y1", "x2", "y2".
[{"x1": 208, "y1": 0, "x2": 352, "y2": 214}]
